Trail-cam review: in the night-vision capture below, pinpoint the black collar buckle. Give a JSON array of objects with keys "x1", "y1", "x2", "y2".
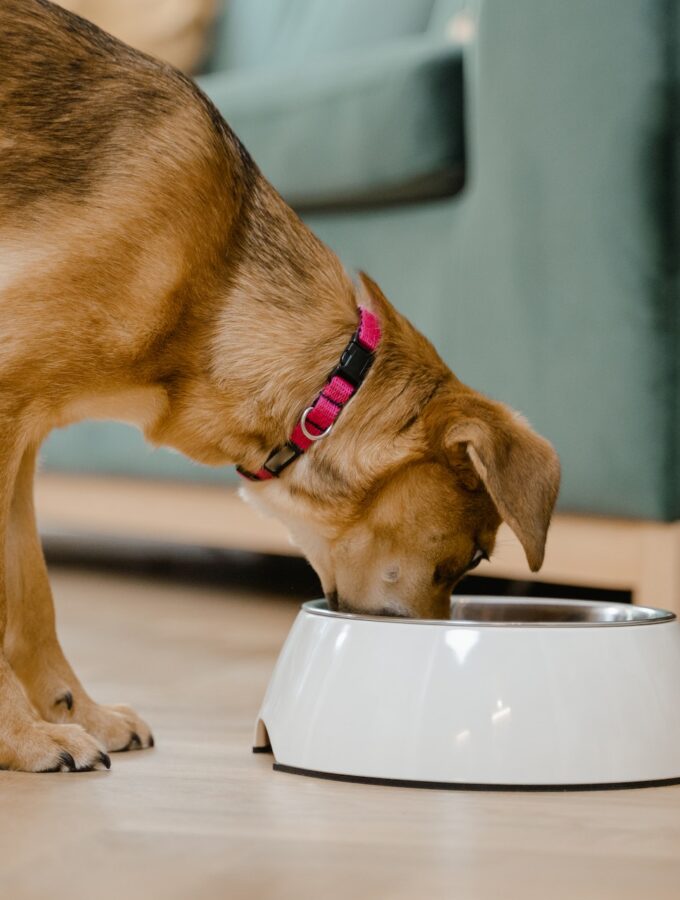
[{"x1": 331, "y1": 334, "x2": 374, "y2": 387}]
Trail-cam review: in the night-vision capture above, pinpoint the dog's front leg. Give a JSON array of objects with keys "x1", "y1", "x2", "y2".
[
  {"x1": 5, "y1": 445, "x2": 153, "y2": 758},
  {"x1": 0, "y1": 432, "x2": 111, "y2": 771}
]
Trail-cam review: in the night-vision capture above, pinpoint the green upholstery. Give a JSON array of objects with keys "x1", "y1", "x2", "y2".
[
  {"x1": 197, "y1": 36, "x2": 464, "y2": 207},
  {"x1": 43, "y1": 0, "x2": 680, "y2": 522},
  {"x1": 43, "y1": 422, "x2": 232, "y2": 484},
  {"x1": 211, "y1": 0, "x2": 437, "y2": 72}
]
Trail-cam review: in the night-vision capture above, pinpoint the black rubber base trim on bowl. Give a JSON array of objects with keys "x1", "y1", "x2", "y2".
[
  {"x1": 271, "y1": 763, "x2": 680, "y2": 793},
  {"x1": 252, "y1": 745, "x2": 273, "y2": 755}
]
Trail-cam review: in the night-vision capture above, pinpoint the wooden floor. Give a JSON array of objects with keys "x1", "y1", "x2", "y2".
[{"x1": 2, "y1": 567, "x2": 680, "y2": 900}]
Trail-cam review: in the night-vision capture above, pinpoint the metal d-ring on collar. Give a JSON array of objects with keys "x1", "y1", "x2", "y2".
[{"x1": 300, "y1": 407, "x2": 333, "y2": 442}]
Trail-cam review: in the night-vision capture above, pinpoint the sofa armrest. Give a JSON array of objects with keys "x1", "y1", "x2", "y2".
[{"x1": 197, "y1": 34, "x2": 465, "y2": 209}]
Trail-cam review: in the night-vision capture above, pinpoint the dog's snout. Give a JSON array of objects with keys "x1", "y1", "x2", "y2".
[
  {"x1": 325, "y1": 590, "x2": 339, "y2": 611},
  {"x1": 329, "y1": 592, "x2": 413, "y2": 618}
]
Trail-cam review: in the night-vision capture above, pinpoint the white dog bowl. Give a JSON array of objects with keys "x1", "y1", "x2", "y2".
[{"x1": 253, "y1": 597, "x2": 680, "y2": 790}]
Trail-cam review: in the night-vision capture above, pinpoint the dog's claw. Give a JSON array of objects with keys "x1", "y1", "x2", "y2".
[
  {"x1": 43, "y1": 749, "x2": 110, "y2": 773},
  {"x1": 38, "y1": 749, "x2": 77, "y2": 773},
  {"x1": 122, "y1": 732, "x2": 142, "y2": 751},
  {"x1": 59, "y1": 751, "x2": 77, "y2": 772},
  {"x1": 148, "y1": 734, "x2": 155, "y2": 748}
]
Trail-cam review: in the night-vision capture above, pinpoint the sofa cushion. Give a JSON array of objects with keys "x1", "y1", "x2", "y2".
[
  {"x1": 42, "y1": 421, "x2": 235, "y2": 483},
  {"x1": 211, "y1": 0, "x2": 437, "y2": 72},
  {"x1": 198, "y1": 35, "x2": 464, "y2": 208}
]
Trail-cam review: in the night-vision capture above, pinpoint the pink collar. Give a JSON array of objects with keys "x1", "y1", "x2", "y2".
[{"x1": 237, "y1": 307, "x2": 381, "y2": 481}]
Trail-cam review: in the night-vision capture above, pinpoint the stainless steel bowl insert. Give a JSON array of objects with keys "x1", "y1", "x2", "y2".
[{"x1": 305, "y1": 596, "x2": 675, "y2": 627}]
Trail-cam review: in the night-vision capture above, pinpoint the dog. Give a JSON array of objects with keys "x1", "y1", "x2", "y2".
[{"x1": 0, "y1": 0, "x2": 560, "y2": 772}]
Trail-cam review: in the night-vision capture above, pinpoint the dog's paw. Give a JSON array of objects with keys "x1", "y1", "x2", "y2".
[
  {"x1": 0, "y1": 721, "x2": 110, "y2": 773},
  {"x1": 11, "y1": 655, "x2": 154, "y2": 753},
  {"x1": 47, "y1": 692, "x2": 154, "y2": 752},
  {"x1": 72, "y1": 701, "x2": 155, "y2": 753}
]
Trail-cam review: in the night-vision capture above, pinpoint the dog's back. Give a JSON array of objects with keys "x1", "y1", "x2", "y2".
[
  {"x1": 0, "y1": 0, "x2": 262, "y2": 409},
  {"x1": 2, "y1": 0, "x2": 168, "y2": 210},
  {"x1": 0, "y1": 0, "x2": 252, "y2": 224}
]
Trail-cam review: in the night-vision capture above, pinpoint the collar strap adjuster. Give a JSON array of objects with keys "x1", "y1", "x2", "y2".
[
  {"x1": 237, "y1": 307, "x2": 381, "y2": 482},
  {"x1": 236, "y1": 440, "x2": 303, "y2": 480}
]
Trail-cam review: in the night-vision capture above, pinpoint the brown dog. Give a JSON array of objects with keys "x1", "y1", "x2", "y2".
[{"x1": 0, "y1": 0, "x2": 560, "y2": 772}]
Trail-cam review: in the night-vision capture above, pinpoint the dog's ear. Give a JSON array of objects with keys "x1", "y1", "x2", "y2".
[
  {"x1": 357, "y1": 271, "x2": 384, "y2": 309},
  {"x1": 443, "y1": 395, "x2": 560, "y2": 571},
  {"x1": 357, "y1": 272, "x2": 397, "y2": 324}
]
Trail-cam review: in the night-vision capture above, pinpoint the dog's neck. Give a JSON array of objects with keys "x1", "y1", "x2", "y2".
[
  {"x1": 224, "y1": 200, "x2": 449, "y2": 517},
  {"x1": 149, "y1": 178, "x2": 447, "y2": 503},
  {"x1": 277, "y1": 324, "x2": 448, "y2": 513},
  {"x1": 240, "y1": 330, "x2": 449, "y2": 547}
]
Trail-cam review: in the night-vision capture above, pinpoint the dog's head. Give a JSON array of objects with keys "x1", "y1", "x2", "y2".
[
  {"x1": 283, "y1": 389, "x2": 559, "y2": 619},
  {"x1": 343, "y1": 415, "x2": 558, "y2": 618},
  {"x1": 244, "y1": 277, "x2": 560, "y2": 619}
]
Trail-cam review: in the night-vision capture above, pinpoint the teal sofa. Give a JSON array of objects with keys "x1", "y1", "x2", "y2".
[{"x1": 44, "y1": 0, "x2": 680, "y2": 521}]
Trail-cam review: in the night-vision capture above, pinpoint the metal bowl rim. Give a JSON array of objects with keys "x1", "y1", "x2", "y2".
[{"x1": 302, "y1": 597, "x2": 676, "y2": 627}]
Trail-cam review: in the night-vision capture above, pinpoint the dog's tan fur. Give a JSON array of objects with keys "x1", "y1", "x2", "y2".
[{"x1": 0, "y1": 0, "x2": 559, "y2": 772}]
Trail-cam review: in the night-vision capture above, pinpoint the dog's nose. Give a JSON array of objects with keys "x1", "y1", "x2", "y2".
[{"x1": 325, "y1": 590, "x2": 339, "y2": 611}]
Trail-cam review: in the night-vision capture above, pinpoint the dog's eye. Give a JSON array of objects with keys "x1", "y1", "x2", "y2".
[{"x1": 468, "y1": 548, "x2": 488, "y2": 570}]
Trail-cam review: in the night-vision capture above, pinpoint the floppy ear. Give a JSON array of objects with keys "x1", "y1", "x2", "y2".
[{"x1": 444, "y1": 399, "x2": 560, "y2": 571}]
